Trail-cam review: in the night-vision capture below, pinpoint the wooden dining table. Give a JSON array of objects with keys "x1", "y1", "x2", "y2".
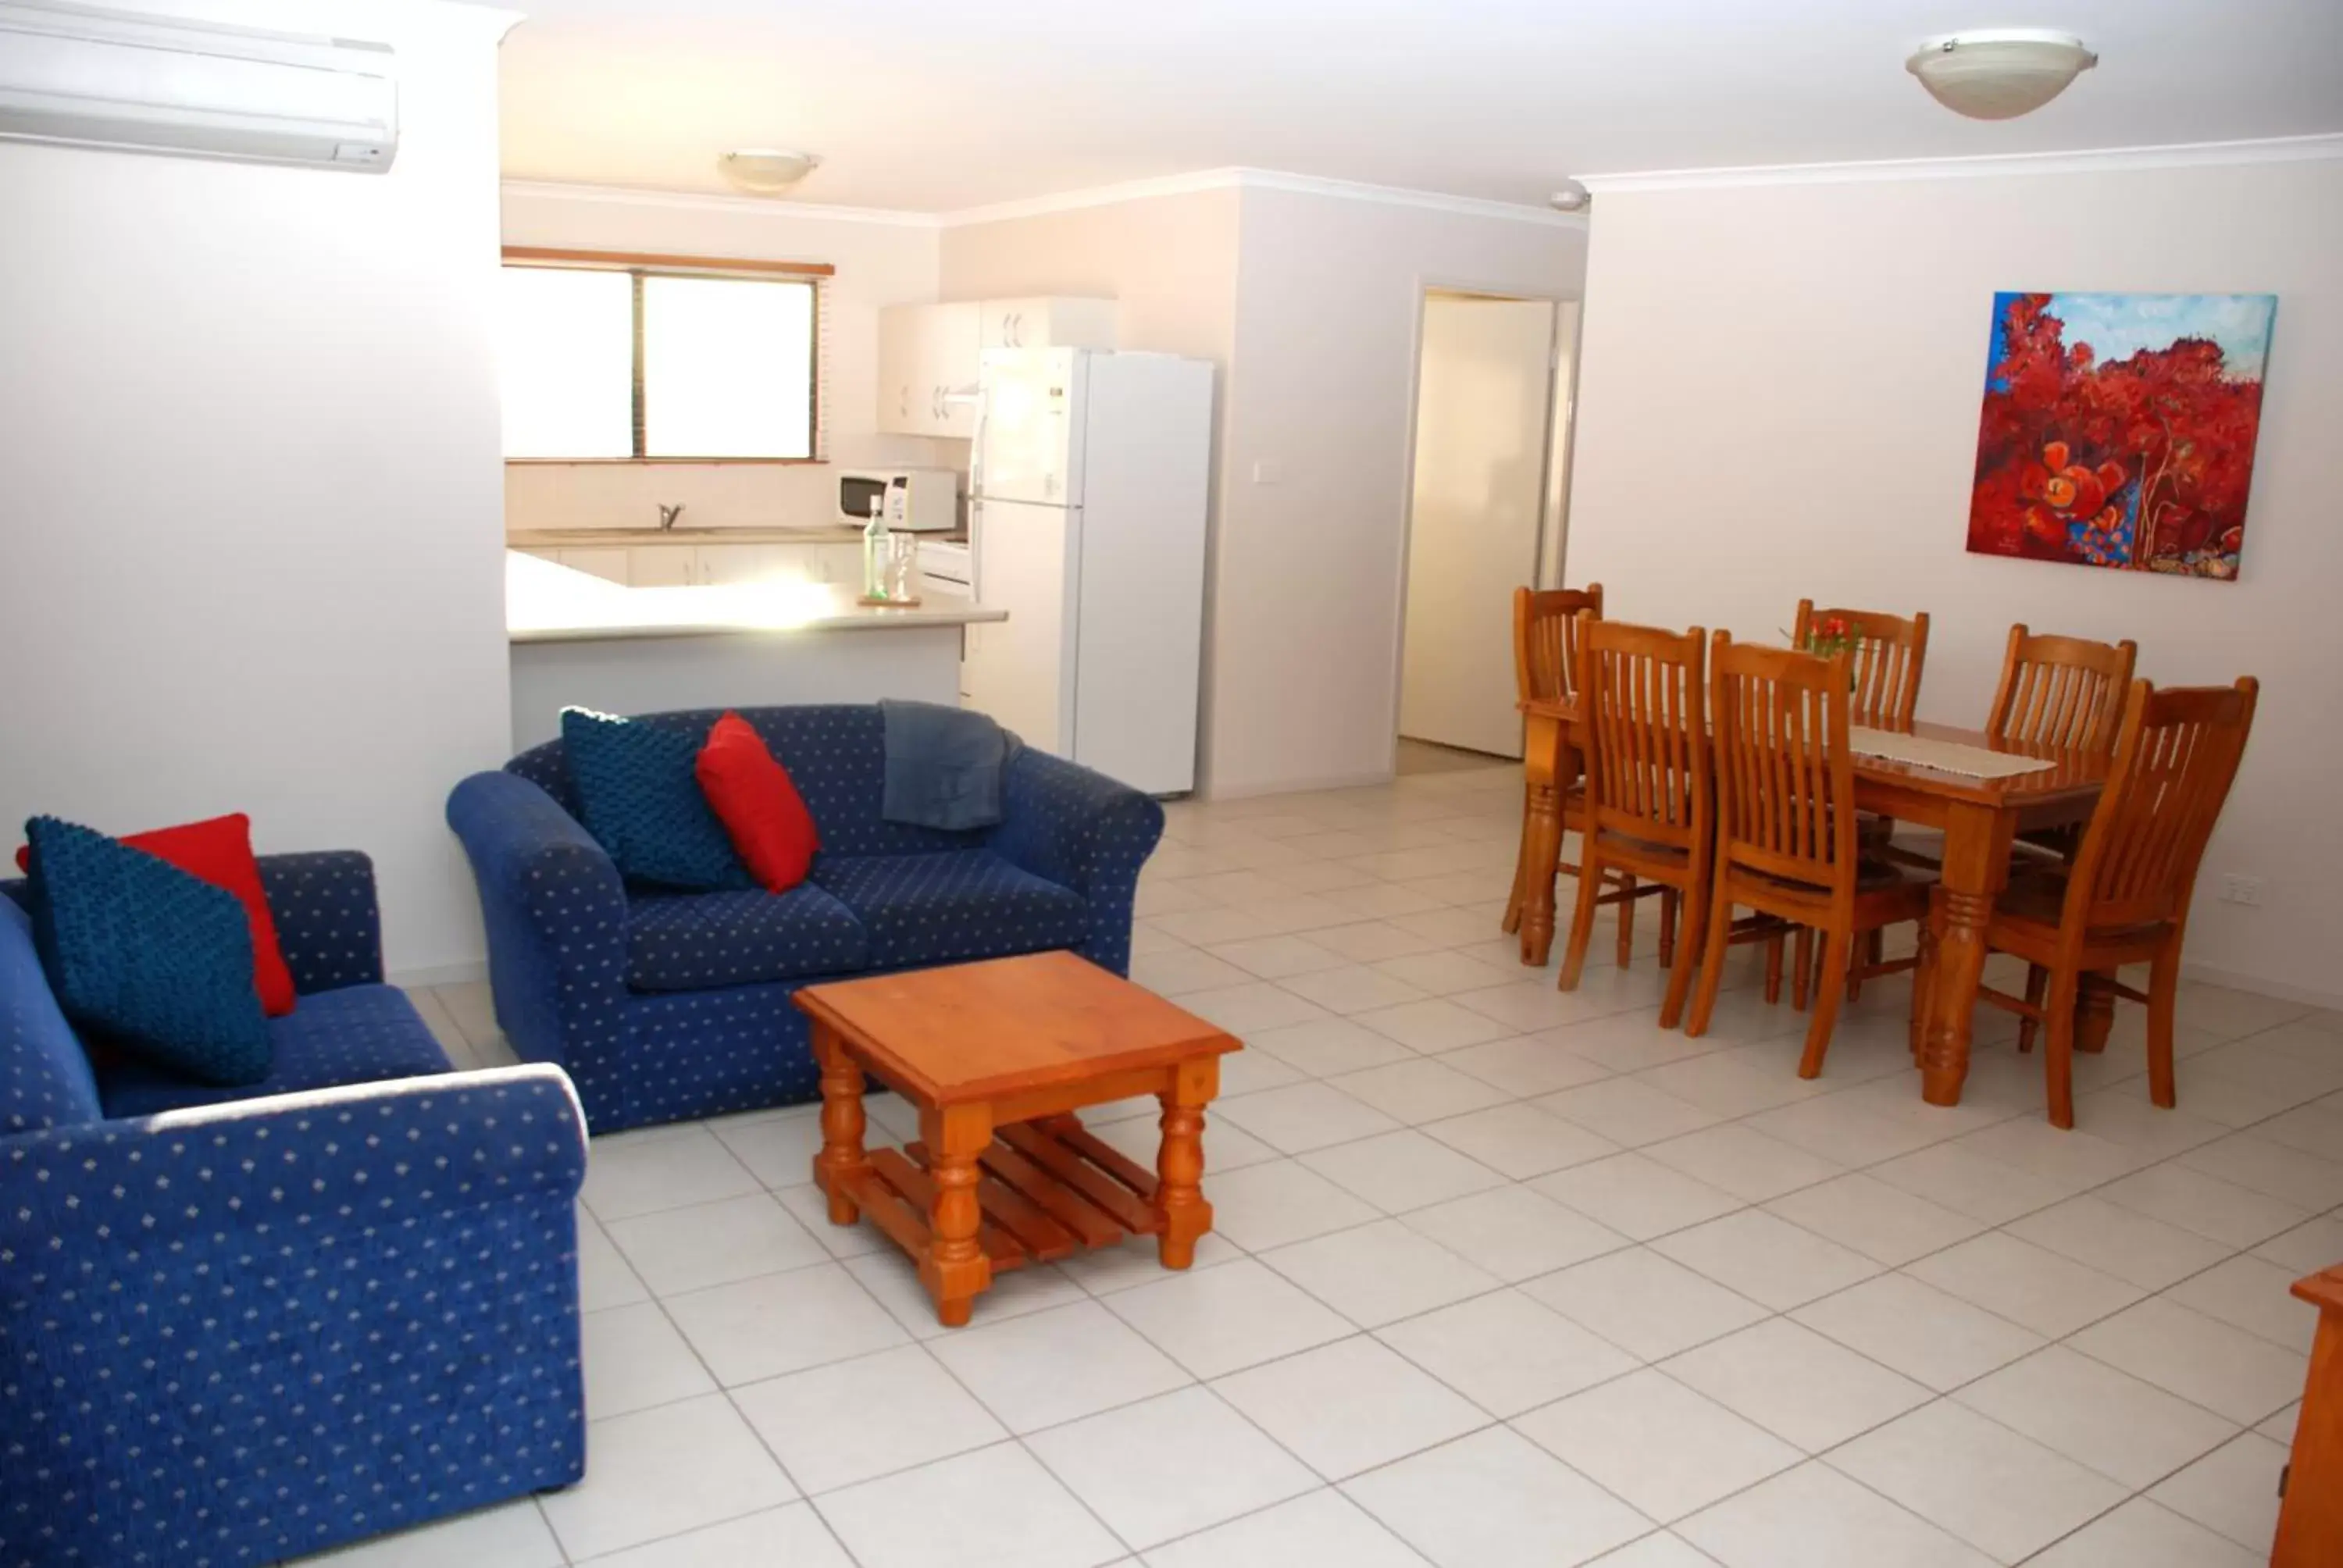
[{"x1": 1516, "y1": 699, "x2": 2112, "y2": 1107}]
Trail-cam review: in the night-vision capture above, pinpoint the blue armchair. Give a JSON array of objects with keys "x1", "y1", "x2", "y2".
[
  {"x1": 447, "y1": 704, "x2": 1164, "y2": 1135},
  {"x1": 0, "y1": 855, "x2": 588, "y2": 1568}
]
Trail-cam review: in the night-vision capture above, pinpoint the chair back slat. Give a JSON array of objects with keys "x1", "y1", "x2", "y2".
[
  {"x1": 1514, "y1": 585, "x2": 1604, "y2": 706},
  {"x1": 2066, "y1": 679, "x2": 2258, "y2": 931},
  {"x1": 1711, "y1": 636, "x2": 1856, "y2": 896},
  {"x1": 1794, "y1": 600, "x2": 1929, "y2": 729},
  {"x1": 1988, "y1": 625, "x2": 2138, "y2": 754},
  {"x1": 1576, "y1": 615, "x2": 1707, "y2": 852}
]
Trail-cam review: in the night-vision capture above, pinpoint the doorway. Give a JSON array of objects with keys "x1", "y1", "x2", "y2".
[{"x1": 1396, "y1": 290, "x2": 1571, "y2": 761}]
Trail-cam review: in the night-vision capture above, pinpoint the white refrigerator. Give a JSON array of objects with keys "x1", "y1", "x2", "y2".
[{"x1": 966, "y1": 346, "x2": 1214, "y2": 795}]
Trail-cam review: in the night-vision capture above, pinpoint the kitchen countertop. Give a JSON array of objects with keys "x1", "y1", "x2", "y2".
[
  {"x1": 508, "y1": 550, "x2": 1000, "y2": 644},
  {"x1": 510, "y1": 526, "x2": 870, "y2": 547}
]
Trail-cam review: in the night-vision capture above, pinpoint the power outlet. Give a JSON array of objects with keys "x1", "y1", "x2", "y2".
[{"x1": 2220, "y1": 875, "x2": 2265, "y2": 907}]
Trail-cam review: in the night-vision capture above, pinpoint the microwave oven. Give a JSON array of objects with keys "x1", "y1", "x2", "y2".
[{"x1": 837, "y1": 467, "x2": 959, "y2": 533}]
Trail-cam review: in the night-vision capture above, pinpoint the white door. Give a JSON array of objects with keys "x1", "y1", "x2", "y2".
[
  {"x1": 978, "y1": 347, "x2": 1082, "y2": 504},
  {"x1": 1398, "y1": 294, "x2": 1556, "y2": 759},
  {"x1": 963, "y1": 498, "x2": 1077, "y2": 754}
]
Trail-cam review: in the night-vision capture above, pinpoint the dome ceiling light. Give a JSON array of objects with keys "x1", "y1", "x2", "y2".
[
  {"x1": 718, "y1": 148, "x2": 821, "y2": 194},
  {"x1": 1906, "y1": 30, "x2": 2098, "y2": 120}
]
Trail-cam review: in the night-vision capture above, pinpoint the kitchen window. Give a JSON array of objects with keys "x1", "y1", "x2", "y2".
[{"x1": 497, "y1": 248, "x2": 832, "y2": 462}]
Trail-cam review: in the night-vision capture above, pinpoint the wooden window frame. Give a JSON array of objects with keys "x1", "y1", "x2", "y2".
[{"x1": 501, "y1": 246, "x2": 835, "y2": 466}]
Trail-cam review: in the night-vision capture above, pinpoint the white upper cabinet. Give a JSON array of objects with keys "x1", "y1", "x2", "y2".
[
  {"x1": 925, "y1": 301, "x2": 983, "y2": 439},
  {"x1": 877, "y1": 297, "x2": 1115, "y2": 437},
  {"x1": 979, "y1": 297, "x2": 1118, "y2": 352}
]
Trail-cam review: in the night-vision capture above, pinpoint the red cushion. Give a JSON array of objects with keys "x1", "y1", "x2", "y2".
[
  {"x1": 695, "y1": 712, "x2": 821, "y2": 893},
  {"x1": 15, "y1": 813, "x2": 297, "y2": 1017}
]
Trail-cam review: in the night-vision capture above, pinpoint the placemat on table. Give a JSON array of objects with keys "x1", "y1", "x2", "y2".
[{"x1": 1848, "y1": 727, "x2": 2058, "y2": 779}]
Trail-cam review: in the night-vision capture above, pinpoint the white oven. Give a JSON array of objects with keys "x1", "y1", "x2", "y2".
[
  {"x1": 918, "y1": 538, "x2": 972, "y2": 599},
  {"x1": 836, "y1": 467, "x2": 959, "y2": 532}
]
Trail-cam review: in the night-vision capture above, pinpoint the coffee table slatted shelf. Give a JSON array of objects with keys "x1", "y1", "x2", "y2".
[{"x1": 854, "y1": 1116, "x2": 1164, "y2": 1273}]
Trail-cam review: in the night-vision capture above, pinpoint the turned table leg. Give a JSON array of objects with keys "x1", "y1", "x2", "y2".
[
  {"x1": 811, "y1": 1021, "x2": 871, "y2": 1224},
  {"x1": 1503, "y1": 780, "x2": 1535, "y2": 935},
  {"x1": 1919, "y1": 804, "x2": 2014, "y2": 1107},
  {"x1": 921, "y1": 1103, "x2": 993, "y2": 1327},
  {"x1": 1157, "y1": 1057, "x2": 1218, "y2": 1269},
  {"x1": 1518, "y1": 715, "x2": 1572, "y2": 967}
]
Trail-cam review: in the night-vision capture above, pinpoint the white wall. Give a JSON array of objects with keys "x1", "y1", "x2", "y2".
[
  {"x1": 1215, "y1": 188, "x2": 1586, "y2": 795},
  {"x1": 1566, "y1": 152, "x2": 2343, "y2": 1004},
  {"x1": 0, "y1": 0, "x2": 516, "y2": 981},
  {"x1": 944, "y1": 180, "x2": 1586, "y2": 796},
  {"x1": 501, "y1": 184, "x2": 953, "y2": 531}
]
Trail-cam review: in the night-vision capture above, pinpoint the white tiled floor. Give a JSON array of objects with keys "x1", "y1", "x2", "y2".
[{"x1": 311, "y1": 757, "x2": 2338, "y2": 1566}]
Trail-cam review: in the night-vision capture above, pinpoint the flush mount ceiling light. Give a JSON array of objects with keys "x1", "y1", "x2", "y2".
[
  {"x1": 1548, "y1": 179, "x2": 1591, "y2": 212},
  {"x1": 718, "y1": 148, "x2": 820, "y2": 194},
  {"x1": 1906, "y1": 30, "x2": 2098, "y2": 120}
]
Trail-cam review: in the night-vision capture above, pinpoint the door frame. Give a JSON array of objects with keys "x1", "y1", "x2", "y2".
[{"x1": 1387, "y1": 280, "x2": 1578, "y2": 772}]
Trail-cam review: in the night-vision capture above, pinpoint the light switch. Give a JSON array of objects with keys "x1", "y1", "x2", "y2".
[{"x1": 1251, "y1": 461, "x2": 1284, "y2": 485}]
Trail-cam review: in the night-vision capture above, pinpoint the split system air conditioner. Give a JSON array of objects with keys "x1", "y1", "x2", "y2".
[{"x1": 0, "y1": 2, "x2": 397, "y2": 171}]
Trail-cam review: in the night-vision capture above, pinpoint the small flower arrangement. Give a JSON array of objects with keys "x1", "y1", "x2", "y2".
[{"x1": 1802, "y1": 615, "x2": 1856, "y2": 660}]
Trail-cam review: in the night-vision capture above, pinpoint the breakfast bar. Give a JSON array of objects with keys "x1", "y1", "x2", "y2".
[{"x1": 505, "y1": 550, "x2": 1005, "y2": 748}]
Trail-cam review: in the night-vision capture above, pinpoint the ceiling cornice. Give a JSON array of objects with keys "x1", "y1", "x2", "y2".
[
  {"x1": 498, "y1": 178, "x2": 942, "y2": 227},
  {"x1": 497, "y1": 169, "x2": 1585, "y2": 232},
  {"x1": 1579, "y1": 132, "x2": 2343, "y2": 194},
  {"x1": 939, "y1": 167, "x2": 1587, "y2": 230}
]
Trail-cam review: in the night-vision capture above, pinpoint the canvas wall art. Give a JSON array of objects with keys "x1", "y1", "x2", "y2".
[{"x1": 1967, "y1": 290, "x2": 2275, "y2": 579}]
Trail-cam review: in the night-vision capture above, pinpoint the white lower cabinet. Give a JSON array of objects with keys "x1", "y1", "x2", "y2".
[
  {"x1": 526, "y1": 539, "x2": 868, "y2": 587},
  {"x1": 627, "y1": 546, "x2": 697, "y2": 586},
  {"x1": 555, "y1": 547, "x2": 629, "y2": 584}
]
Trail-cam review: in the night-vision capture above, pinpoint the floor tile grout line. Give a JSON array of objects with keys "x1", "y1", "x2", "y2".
[{"x1": 439, "y1": 775, "x2": 2331, "y2": 1568}]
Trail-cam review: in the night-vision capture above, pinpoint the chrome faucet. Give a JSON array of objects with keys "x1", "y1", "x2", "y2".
[{"x1": 657, "y1": 503, "x2": 686, "y2": 531}]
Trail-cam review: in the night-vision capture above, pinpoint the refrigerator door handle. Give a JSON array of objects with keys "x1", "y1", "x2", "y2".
[{"x1": 968, "y1": 382, "x2": 991, "y2": 501}]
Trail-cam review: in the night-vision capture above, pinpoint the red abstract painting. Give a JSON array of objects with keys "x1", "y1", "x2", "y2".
[{"x1": 1967, "y1": 291, "x2": 2276, "y2": 580}]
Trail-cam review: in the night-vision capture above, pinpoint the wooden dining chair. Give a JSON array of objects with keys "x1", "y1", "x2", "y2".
[
  {"x1": 1990, "y1": 624, "x2": 2143, "y2": 874},
  {"x1": 1977, "y1": 677, "x2": 2259, "y2": 1128},
  {"x1": 1502, "y1": 586, "x2": 1674, "y2": 970},
  {"x1": 1503, "y1": 585, "x2": 1602, "y2": 937},
  {"x1": 1790, "y1": 599, "x2": 1931, "y2": 996},
  {"x1": 1557, "y1": 616, "x2": 1710, "y2": 1026},
  {"x1": 1988, "y1": 624, "x2": 2141, "y2": 753},
  {"x1": 1685, "y1": 636, "x2": 1937, "y2": 1077},
  {"x1": 1793, "y1": 599, "x2": 1930, "y2": 729}
]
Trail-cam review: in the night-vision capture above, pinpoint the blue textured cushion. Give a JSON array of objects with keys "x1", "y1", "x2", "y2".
[
  {"x1": 814, "y1": 849, "x2": 1086, "y2": 969},
  {"x1": 0, "y1": 895, "x2": 102, "y2": 1134},
  {"x1": 513, "y1": 706, "x2": 986, "y2": 861},
  {"x1": 561, "y1": 708, "x2": 751, "y2": 892},
  {"x1": 24, "y1": 816, "x2": 269, "y2": 1087},
  {"x1": 97, "y1": 982, "x2": 452, "y2": 1119},
  {"x1": 626, "y1": 885, "x2": 868, "y2": 992}
]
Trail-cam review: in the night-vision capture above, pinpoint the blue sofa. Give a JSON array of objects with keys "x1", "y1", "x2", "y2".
[
  {"x1": 0, "y1": 853, "x2": 587, "y2": 1568},
  {"x1": 447, "y1": 704, "x2": 1164, "y2": 1135}
]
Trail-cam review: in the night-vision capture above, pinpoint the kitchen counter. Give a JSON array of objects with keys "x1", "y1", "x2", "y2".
[
  {"x1": 509, "y1": 525, "x2": 871, "y2": 548},
  {"x1": 508, "y1": 551, "x2": 999, "y2": 644},
  {"x1": 505, "y1": 551, "x2": 1000, "y2": 749}
]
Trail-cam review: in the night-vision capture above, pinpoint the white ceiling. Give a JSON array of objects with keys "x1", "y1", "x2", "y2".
[{"x1": 497, "y1": 0, "x2": 2343, "y2": 213}]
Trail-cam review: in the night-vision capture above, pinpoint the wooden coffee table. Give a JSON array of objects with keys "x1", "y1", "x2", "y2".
[{"x1": 793, "y1": 950, "x2": 1243, "y2": 1327}]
